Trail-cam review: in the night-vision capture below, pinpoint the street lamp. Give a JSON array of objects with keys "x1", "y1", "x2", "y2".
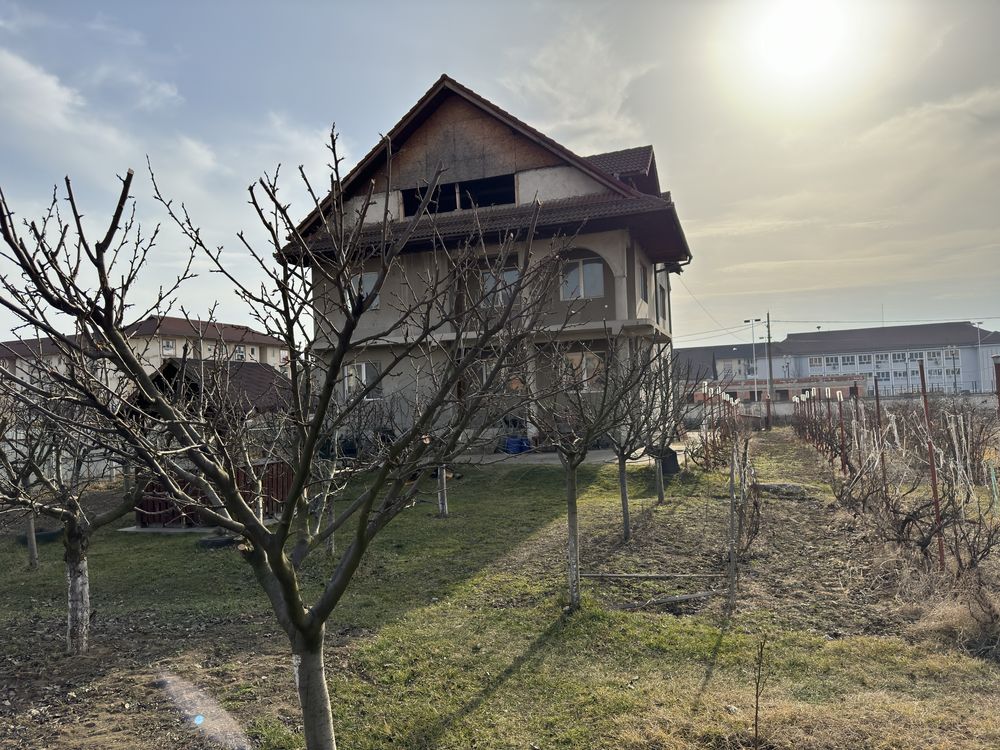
[
  {"x1": 975, "y1": 321, "x2": 984, "y2": 393},
  {"x1": 744, "y1": 318, "x2": 761, "y2": 406}
]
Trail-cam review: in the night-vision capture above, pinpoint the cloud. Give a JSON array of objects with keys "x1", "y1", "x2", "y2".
[
  {"x1": 0, "y1": 47, "x2": 331, "y2": 337},
  {"x1": 498, "y1": 26, "x2": 653, "y2": 155},
  {"x1": 85, "y1": 64, "x2": 183, "y2": 111},
  {"x1": 85, "y1": 13, "x2": 145, "y2": 46},
  {"x1": 0, "y1": 1, "x2": 47, "y2": 34}
]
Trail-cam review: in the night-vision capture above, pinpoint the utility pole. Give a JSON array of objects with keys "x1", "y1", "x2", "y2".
[
  {"x1": 744, "y1": 317, "x2": 761, "y2": 407},
  {"x1": 766, "y1": 311, "x2": 775, "y2": 401},
  {"x1": 975, "y1": 321, "x2": 984, "y2": 393}
]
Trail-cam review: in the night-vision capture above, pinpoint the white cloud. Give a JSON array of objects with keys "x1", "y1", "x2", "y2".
[
  {"x1": 499, "y1": 26, "x2": 653, "y2": 155},
  {"x1": 0, "y1": 47, "x2": 331, "y2": 337},
  {"x1": 0, "y1": 1, "x2": 47, "y2": 34},
  {"x1": 86, "y1": 64, "x2": 183, "y2": 111},
  {"x1": 85, "y1": 13, "x2": 145, "y2": 46}
]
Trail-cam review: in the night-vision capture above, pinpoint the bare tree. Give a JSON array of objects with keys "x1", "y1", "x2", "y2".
[
  {"x1": 531, "y1": 332, "x2": 649, "y2": 610},
  {"x1": 0, "y1": 131, "x2": 571, "y2": 749},
  {"x1": 0, "y1": 390, "x2": 140, "y2": 654},
  {"x1": 605, "y1": 339, "x2": 662, "y2": 541}
]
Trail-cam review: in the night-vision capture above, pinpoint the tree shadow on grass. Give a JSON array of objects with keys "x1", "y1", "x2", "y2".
[{"x1": 401, "y1": 616, "x2": 566, "y2": 748}]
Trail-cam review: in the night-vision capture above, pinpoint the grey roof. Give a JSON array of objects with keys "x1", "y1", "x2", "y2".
[
  {"x1": 583, "y1": 146, "x2": 654, "y2": 177},
  {"x1": 776, "y1": 322, "x2": 1000, "y2": 355},
  {"x1": 153, "y1": 358, "x2": 292, "y2": 415}
]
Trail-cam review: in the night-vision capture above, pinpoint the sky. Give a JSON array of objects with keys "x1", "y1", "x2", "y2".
[{"x1": 1, "y1": 0, "x2": 998, "y2": 347}]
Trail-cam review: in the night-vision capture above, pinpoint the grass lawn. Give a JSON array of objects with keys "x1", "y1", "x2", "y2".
[{"x1": 3, "y1": 429, "x2": 1000, "y2": 749}]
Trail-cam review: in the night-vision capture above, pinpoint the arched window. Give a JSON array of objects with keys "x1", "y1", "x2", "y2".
[{"x1": 560, "y1": 253, "x2": 605, "y2": 300}]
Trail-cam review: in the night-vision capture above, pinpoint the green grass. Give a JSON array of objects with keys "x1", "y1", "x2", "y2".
[{"x1": 4, "y1": 437, "x2": 1000, "y2": 749}]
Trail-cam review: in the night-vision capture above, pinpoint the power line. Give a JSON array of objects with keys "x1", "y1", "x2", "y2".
[
  {"x1": 774, "y1": 316, "x2": 1000, "y2": 325},
  {"x1": 674, "y1": 275, "x2": 730, "y2": 332},
  {"x1": 673, "y1": 323, "x2": 752, "y2": 340}
]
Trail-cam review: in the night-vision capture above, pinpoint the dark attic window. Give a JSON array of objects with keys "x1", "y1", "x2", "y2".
[{"x1": 402, "y1": 174, "x2": 516, "y2": 217}]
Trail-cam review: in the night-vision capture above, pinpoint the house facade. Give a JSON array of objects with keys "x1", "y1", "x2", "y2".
[
  {"x1": 678, "y1": 322, "x2": 1000, "y2": 400},
  {"x1": 0, "y1": 315, "x2": 288, "y2": 384},
  {"x1": 295, "y1": 75, "x2": 692, "y2": 422}
]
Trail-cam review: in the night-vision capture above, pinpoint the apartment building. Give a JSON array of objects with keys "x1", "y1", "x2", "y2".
[{"x1": 678, "y1": 322, "x2": 1000, "y2": 400}]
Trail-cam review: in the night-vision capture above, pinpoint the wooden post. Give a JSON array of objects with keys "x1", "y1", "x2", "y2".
[
  {"x1": 765, "y1": 395, "x2": 772, "y2": 431},
  {"x1": 437, "y1": 465, "x2": 448, "y2": 519},
  {"x1": 918, "y1": 360, "x2": 946, "y2": 571},
  {"x1": 837, "y1": 392, "x2": 848, "y2": 475}
]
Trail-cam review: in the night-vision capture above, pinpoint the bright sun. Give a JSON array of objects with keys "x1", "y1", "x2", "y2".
[
  {"x1": 746, "y1": 0, "x2": 852, "y2": 90},
  {"x1": 715, "y1": 0, "x2": 867, "y2": 112}
]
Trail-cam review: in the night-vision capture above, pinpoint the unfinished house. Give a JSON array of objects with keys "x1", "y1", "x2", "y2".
[{"x1": 294, "y1": 75, "x2": 692, "y2": 444}]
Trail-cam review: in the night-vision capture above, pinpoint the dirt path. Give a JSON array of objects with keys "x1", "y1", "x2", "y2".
[{"x1": 738, "y1": 428, "x2": 906, "y2": 636}]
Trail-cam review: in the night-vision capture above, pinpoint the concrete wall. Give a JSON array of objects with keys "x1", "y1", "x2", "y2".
[{"x1": 516, "y1": 165, "x2": 606, "y2": 204}]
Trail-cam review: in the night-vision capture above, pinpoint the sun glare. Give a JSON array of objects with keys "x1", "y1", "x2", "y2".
[
  {"x1": 713, "y1": 0, "x2": 873, "y2": 115},
  {"x1": 747, "y1": 0, "x2": 851, "y2": 89}
]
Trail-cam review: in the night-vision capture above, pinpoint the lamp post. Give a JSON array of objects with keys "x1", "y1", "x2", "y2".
[
  {"x1": 975, "y1": 321, "x2": 984, "y2": 393},
  {"x1": 744, "y1": 317, "x2": 761, "y2": 408}
]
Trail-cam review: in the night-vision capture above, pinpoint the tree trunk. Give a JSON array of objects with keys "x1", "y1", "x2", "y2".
[
  {"x1": 655, "y1": 456, "x2": 665, "y2": 505},
  {"x1": 292, "y1": 628, "x2": 337, "y2": 750},
  {"x1": 64, "y1": 520, "x2": 90, "y2": 655},
  {"x1": 617, "y1": 454, "x2": 631, "y2": 542},
  {"x1": 566, "y1": 463, "x2": 581, "y2": 611},
  {"x1": 26, "y1": 513, "x2": 39, "y2": 570}
]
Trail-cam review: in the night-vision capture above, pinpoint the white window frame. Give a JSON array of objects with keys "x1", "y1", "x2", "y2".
[
  {"x1": 161, "y1": 338, "x2": 175, "y2": 356},
  {"x1": 343, "y1": 362, "x2": 382, "y2": 400},
  {"x1": 639, "y1": 264, "x2": 649, "y2": 304},
  {"x1": 560, "y1": 258, "x2": 605, "y2": 301},
  {"x1": 233, "y1": 344, "x2": 246, "y2": 362},
  {"x1": 563, "y1": 351, "x2": 604, "y2": 391}
]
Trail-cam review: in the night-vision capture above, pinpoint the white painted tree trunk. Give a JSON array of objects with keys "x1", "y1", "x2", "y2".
[
  {"x1": 437, "y1": 465, "x2": 448, "y2": 518},
  {"x1": 25, "y1": 514, "x2": 39, "y2": 570},
  {"x1": 65, "y1": 543, "x2": 90, "y2": 655},
  {"x1": 292, "y1": 631, "x2": 337, "y2": 750},
  {"x1": 655, "y1": 456, "x2": 666, "y2": 505},
  {"x1": 566, "y1": 464, "x2": 581, "y2": 610},
  {"x1": 617, "y1": 455, "x2": 631, "y2": 542}
]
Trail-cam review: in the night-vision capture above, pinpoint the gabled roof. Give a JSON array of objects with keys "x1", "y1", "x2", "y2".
[
  {"x1": 296, "y1": 74, "x2": 647, "y2": 238},
  {"x1": 153, "y1": 358, "x2": 292, "y2": 415},
  {"x1": 124, "y1": 315, "x2": 283, "y2": 347},
  {"x1": 293, "y1": 75, "x2": 691, "y2": 265}
]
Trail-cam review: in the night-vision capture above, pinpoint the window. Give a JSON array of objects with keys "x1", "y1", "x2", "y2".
[
  {"x1": 401, "y1": 175, "x2": 516, "y2": 216},
  {"x1": 946, "y1": 367, "x2": 961, "y2": 376},
  {"x1": 928, "y1": 368, "x2": 943, "y2": 378},
  {"x1": 161, "y1": 338, "x2": 175, "y2": 356},
  {"x1": 351, "y1": 272, "x2": 380, "y2": 310},
  {"x1": 876, "y1": 371, "x2": 890, "y2": 381},
  {"x1": 875, "y1": 353, "x2": 890, "y2": 364},
  {"x1": 234, "y1": 345, "x2": 246, "y2": 362},
  {"x1": 892, "y1": 352, "x2": 907, "y2": 363},
  {"x1": 250, "y1": 346, "x2": 257, "y2": 360},
  {"x1": 825, "y1": 356, "x2": 840, "y2": 370},
  {"x1": 841, "y1": 355, "x2": 856, "y2": 367},
  {"x1": 563, "y1": 351, "x2": 604, "y2": 390},
  {"x1": 927, "y1": 350, "x2": 942, "y2": 362},
  {"x1": 561, "y1": 258, "x2": 604, "y2": 300},
  {"x1": 908, "y1": 352, "x2": 923, "y2": 361},
  {"x1": 639, "y1": 265, "x2": 649, "y2": 304},
  {"x1": 656, "y1": 285, "x2": 667, "y2": 324},
  {"x1": 343, "y1": 362, "x2": 382, "y2": 400},
  {"x1": 279, "y1": 350, "x2": 290, "y2": 366},
  {"x1": 892, "y1": 370, "x2": 907, "y2": 379},
  {"x1": 809, "y1": 356, "x2": 823, "y2": 369},
  {"x1": 481, "y1": 266, "x2": 520, "y2": 308},
  {"x1": 858, "y1": 354, "x2": 872, "y2": 366}
]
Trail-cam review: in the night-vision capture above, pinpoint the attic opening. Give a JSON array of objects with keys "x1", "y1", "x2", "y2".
[{"x1": 402, "y1": 174, "x2": 515, "y2": 217}]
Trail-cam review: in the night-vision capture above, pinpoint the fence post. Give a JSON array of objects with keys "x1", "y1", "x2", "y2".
[
  {"x1": 918, "y1": 360, "x2": 946, "y2": 572},
  {"x1": 765, "y1": 395, "x2": 772, "y2": 431},
  {"x1": 837, "y1": 391, "x2": 848, "y2": 475}
]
